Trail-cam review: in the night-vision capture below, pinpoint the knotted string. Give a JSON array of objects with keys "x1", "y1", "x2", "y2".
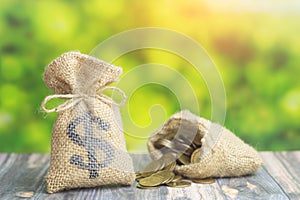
[{"x1": 41, "y1": 86, "x2": 126, "y2": 113}]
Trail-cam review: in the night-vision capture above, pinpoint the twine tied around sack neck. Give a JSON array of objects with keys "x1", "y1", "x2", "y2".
[{"x1": 41, "y1": 86, "x2": 126, "y2": 113}]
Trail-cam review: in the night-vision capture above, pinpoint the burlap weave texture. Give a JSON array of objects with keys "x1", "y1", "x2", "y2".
[
  {"x1": 148, "y1": 110, "x2": 262, "y2": 179},
  {"x1": 42, "y1": 52, "x2": 135, "y2": 193}
]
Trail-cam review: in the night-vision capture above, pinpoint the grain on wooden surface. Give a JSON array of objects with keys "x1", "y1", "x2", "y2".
[
  {"x1": 0, "y1": 154, "x2": 49, "y2": 200},
  {"x1": 260, "y1": 151, "x2": 300, "y2": 200},
  {"x1": 217, "y1": 168, "x2": 289, "y2": 200},
  {"x1": 0, "y1": 152, "x2": 299, "y2": 200}
]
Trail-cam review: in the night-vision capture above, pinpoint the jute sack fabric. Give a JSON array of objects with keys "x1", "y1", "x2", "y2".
[
  {"x1": 42, "y1": 51, "x2": 135, "y2": 193},
  {"x1": 148, "y1": 110, "x2": 262, "y2": 179}
]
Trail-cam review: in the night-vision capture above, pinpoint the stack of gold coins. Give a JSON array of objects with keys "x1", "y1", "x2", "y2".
[
  {"x1": 136, "y1": 132, "x2": 215, "y2": 189},
  {"x1": 136, "y1": 153, "x2": 191, "y2": 189}
]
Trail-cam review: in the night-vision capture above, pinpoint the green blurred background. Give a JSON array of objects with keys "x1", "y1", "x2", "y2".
[{"x1": 0, "y1": 0, "x2": 299, "y2": 152}]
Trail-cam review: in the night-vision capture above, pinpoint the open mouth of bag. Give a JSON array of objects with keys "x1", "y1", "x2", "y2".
[
  {"x1": 145, "y1": 110, "x2": 262, "y2": 180},
  {"x1": 150, "y1": 118, "x2": 207, "y2": 165}
]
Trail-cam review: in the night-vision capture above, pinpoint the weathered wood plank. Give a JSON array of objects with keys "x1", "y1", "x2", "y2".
[
  {"x1": 0, "y1": 154, "x2": 49, "y2": 200},
  {"x1": 0, "y1": 152, "x2": 299, "y2": 200},
  {"x1": 38, "y1": 185, "x2": 137, "y2": 200},
  {"x1": 260, "y1": 151, "x2": 300, "y2": 200},
  {"x1": 0, "y1": 154, "x2": 9, "y2": 177},
  {"x1": 171, "y1": 183, "x2": 227, "y2": 200},
  {"x1": 217, "y1": 167, "x2": 289, "y2": 200},
  {"x1": 0, "y1": 154, "x2": 8, "y2": 166}
]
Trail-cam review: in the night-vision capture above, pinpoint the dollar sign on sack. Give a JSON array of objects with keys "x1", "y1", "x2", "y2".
[{"x1": 67, "y1": 112, "x2": 114, "y2": 178}]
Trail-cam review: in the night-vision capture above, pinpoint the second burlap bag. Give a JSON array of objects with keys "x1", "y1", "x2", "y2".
[
  {"x1": 42, "y1": 51, "x2": 135, "y2": 193},
  {"x1": 148, "y1": 110, "x2": 262, "y2": 179}
]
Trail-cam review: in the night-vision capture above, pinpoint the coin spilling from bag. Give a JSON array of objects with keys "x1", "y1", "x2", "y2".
[
  {"x1": 135, "y1": 131, "x2": 216, "y2": 189},
  {"x1": 147, "y1": 110, "x2": 262, "y2": 183}
]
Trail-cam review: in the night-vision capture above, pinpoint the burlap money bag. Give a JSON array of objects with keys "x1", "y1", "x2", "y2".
[
  {"x1": 41, "y1": 51, "x2": 135, "y2": 193},
  {"x1": 148, "y1": 110, "x2": 262, "y2": 179}
]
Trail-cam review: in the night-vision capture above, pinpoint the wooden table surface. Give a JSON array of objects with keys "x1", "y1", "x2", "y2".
[{"x1": 0, "y1": 152, "x2": 299, "y2": 200}]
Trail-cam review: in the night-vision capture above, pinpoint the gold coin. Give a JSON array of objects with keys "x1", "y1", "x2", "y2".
[
  {"x1": 191, "y1": 178, "x2": 216, "y2": 184},
  {"x1": 166, "y1": 180, "x2": 191, "y2": 188},
  {"x1": 139, "y1": 170, "x2": 175, "y2": 187},
  {"x1": 172, "y1": 141, "x2": 194, "y2": 157},
  {"x1": 162, "y1": 172, "x2": 175, "y2": 184},
  {"x1": 165, "y1": 131, "x2": 176, "y2": 141},
  {"x1": 193, "y1": 132, "x2": 202, "y2": 146},
  {"x1": 141, "y1": 152, "x2": 176, "y2": 176},
  {"x1": 153, "y1": 170, "x2": 175, "y2": 184},
  {"x1": 163, "y1": 152, "x2": 176, "y2": 161},
  {"x1": 176, "y1": 134, "x2": 190, "y2": 144},
  {"x1": 161, "y1": 153, "x2": 176, "y2": 168},
  {"x1": 177, "y1": 154, "x2": 191, "y2": 165},
  {"x1": 140, "y1": 171, "x2": 154, "y2": 177},
  {"x1": 164, "y1": 175, "x2": 175, "y2": 184},
  {"x1": 190, "y1": 142, "x2": 198, "y2": 149},
  {"x1": 173, "y1": 136, "x2": 185, "y2": 144},
  {"x1": 164, "y1": 161, "x2": 176, "y2": 171},
  {"x1": 171, "y1": 175, "x2": 183, "y2": 182},
  {"x1": 141, "y1": 158, "x2": 164, "y2": 176},
  {"x1": 168, "y1": 146, "x2": 181, "y2": 156},
  {"x1": 184, "y1": 148, "x2": 194, "y2": 157},
  {"x1": 174, "y1": 140, "x2": 194, "y2": 151},
  {"x1": 139, "y1": 175, "x2": 165, "y2": 187},
  {"x1": 135, "y1": 173, "x2": 144, "y2": 181},
  {"x1": 156, "y1": 138, "x2": 174, "y2": 149},
  {"x1": 136, "y1": 183, "x2": 159, "y2": 189},
  {"x1": 178, "y1": 140, "x2": 194, "y2": 149},
  {"x1": 191, "y1": 148, "x2": 201, "y2": 163}
]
